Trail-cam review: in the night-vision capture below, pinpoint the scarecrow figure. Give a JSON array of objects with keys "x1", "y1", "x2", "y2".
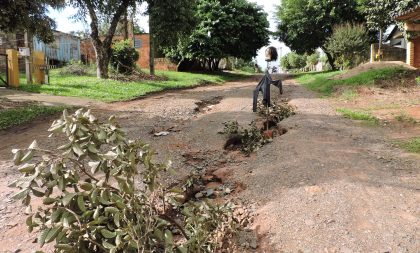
[{"x1": 253, "y1": 47, "x2": 283, "y2": 112}]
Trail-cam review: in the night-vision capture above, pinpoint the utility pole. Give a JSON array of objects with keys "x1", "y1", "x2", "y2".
[
  {"x1": 24, "y1": 31, "x2": 32, "y2": 84},
  {"x1": 149, "y1": 15, "x2": 155, "y2": 76}
]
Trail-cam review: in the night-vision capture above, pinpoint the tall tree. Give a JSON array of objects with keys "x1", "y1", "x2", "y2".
[
  {"x1": 361, "y1": 0, "x2": 418, "y2": 59},
  {"x1": 275, "y1": 0, "x2": 364, "y2": 70},
  {"x1": 175, "y1": 0, "x2": 270, "y2": 71},
  {"x1": 146, "y1": 0, "x2": 197, "y2": 75},
  {"x1": 69, "y1": 0, "x2": 137, "y2": 78},
  {"x1": 0, "y1": 0, "x2": 64, "y2": 43}
]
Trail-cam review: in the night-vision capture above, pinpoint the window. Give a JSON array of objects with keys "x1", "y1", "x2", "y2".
[{"x1": 134, "y1": 38, "x2": 142, "y2": 49}]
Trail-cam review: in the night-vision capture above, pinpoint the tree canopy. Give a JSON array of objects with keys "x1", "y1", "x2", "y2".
[
  {"x1": 0, "y1": 0, "x2": 64, "y2": 42},
  {"x1": 275, "y1": 0, "x2": 364, "y2": 69},
  {"x1": 168, "y1": 0, "x2": 270, "y2": 71}
]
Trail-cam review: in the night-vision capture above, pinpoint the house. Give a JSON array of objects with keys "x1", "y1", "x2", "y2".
[
  {"x1": 395, "y1": 4, "x2": 420, "y2": 68},
  {"x1": 0, "y1": 30, "x2": 81, "y2": 67},
  {"x1": 386, "y1": 26, "x2": 407, "y2": 49},
  {"x1": 33, "y1": 31, "x2": 81, "y2": 64}
]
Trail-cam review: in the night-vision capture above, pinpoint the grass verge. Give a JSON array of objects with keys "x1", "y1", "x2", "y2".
[
  {"x1": 337, "y1": 108, "x2": 379, "y2": 125},
  {"x1": 0, "y1": 105, "x2": 65, "y2": 130},
  {"x1": 395, "y1": 138, "x2": 420, "y2": 154},
  {"x1": 19, "y1": 70, "x2": 249, "y2": 102},
  {"x1": 296, "y1": 67, "x2": 415, "y2": 96}
]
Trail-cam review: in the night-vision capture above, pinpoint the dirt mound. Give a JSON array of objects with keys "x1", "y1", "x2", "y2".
[{"x1": 333, "y1": 61, "x2": 417, "y2": 80}]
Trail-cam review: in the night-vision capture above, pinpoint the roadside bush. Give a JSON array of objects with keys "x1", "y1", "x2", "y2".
[
  {"x1": 110, "y1": 40, "x2": 140, "y2": 75},
  {"x1": 306, "y1": 52, "x2": 320, "y2": 71},
  {"x1": 326, "y1": 23, "x2": 369, "y2": 69},
  {"x1": 59, "y1": 61, "x2": 93, "y2": 76},
  {"x1": 10, "y1": 109, "x2": 237, "y2": 252},
  {"x1": 281, "y1": 52, "x2": 306, "y2": 71}
]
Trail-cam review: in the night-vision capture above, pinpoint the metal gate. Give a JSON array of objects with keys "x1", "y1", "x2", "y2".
[{"x1": 0, "y1": 54, "x2": 8, "y2": 87}]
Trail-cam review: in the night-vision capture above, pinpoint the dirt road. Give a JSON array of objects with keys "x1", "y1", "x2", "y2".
[{"x1": 0, "y1": 76, "x2": 418, "y2": 252}]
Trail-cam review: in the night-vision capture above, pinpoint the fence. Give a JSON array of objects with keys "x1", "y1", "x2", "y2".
[
  {"x1": 0, "y1": 54, "x2": 8, "y2": 86},
  {"x1": 370, "y1": 43, "x2": 406, "y2": 62}
]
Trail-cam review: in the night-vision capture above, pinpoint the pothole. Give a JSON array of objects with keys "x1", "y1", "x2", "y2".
[{"x1": 194, "y1": 96, "x2": 224, "y2": 113}]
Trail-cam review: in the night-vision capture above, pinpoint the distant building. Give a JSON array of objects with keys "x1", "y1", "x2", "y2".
[
  {"x1": 395, "y1": 4, "x2": 420, "y2": 68},
  {"x1": 33, "y1": 31, "x2": 81, "y2": 64},
  {"x1": 0, "y1": 30, "x2": 81, "y2": 67},
  {"x1": 386, "y1": 26, "x2": 407, "y2": 49}
]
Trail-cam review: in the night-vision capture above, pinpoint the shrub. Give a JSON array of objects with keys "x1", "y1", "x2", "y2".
[
  {"x1": 110, "y1": 40, "x2": 140, "y2": 75},
  {"x1": 59, "y1": 61, "x2": 92, "y2": 76},
  {"x1": 10, "y1": 109, "x2": 237, "y2": 252},
  {"x1": 326, "y1": 23, "x2": 369, "y2": 69},
  {"x1": 281, "y1": 52, "x2": 306, "y2": 70}
]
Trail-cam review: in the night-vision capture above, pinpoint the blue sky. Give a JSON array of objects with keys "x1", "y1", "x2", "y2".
[{"x1": 48, "y1": 0, "x2": 290, "y2": 68}]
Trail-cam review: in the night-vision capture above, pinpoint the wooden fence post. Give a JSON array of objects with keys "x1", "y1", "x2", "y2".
[
  {"x1": 32, "y1": 51, "x2": 45, "y2": 84},
  {"x1": 6, "y1": 49, "x2": 19, "y2": 88}
]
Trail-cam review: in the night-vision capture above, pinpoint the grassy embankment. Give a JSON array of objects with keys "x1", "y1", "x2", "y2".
[{"x1": 19, "y1": 69, "x2": 249, "y2": 102}]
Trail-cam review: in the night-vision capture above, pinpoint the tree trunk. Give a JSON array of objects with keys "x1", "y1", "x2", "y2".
[
  {"x1": 85, "y1": 0, "x2": 132, "y2": 79},
  {"x1": 378, "y1": 29, "x2": 383, "y2": 62},
  {"x1": 95, "y1": 47, "x2": 110, "y2": 79},
  {"x1": 149, "y1": 11, "x2": 155, "y2": 76},
  {"x1": 321, "y1": 48, "x2": 336, "y2": 70}
]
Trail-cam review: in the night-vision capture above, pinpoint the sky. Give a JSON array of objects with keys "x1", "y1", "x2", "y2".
[{"x1": 48, "y1": 0, "x2": 290, "y2": 69}]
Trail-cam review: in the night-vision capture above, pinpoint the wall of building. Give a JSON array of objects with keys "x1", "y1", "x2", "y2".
[{"x1": 33, "y1": 31, "x2": 81, "y2": 63}]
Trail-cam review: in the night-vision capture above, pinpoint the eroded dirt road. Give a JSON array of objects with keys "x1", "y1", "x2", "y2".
[{"x1": 0, "y1": 76, "x2": 419, "y2": 252}]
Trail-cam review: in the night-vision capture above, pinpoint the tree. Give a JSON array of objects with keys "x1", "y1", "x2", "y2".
[
  {"x1": 280, "y1": 54, "x2": 292, "y2": 70},
  {"x1": 69, "y1": 0, "x2": 137, "y2": 79},
  {"x1": 146, "y1": 0, "x2": 198, "y2": 75},
  {"x1": 362, "y1": 0, "x2": 396, "y2": 60},
  {"x1": 326, "y1": 23, "x2": 369, "y2": 69},
  {"x1": 361, "y1": 0, "x2": 418, "y2": 59},
  {"x1": 275, "y1": 0, "x2": 364, "y2": 70},
  {"x1": 0, "y1": 0, "x2": 64, "y2": 43},
  {"x1": 180, "y1": 0, "x2": 270, "y2": 71},
  {"x1": 110, "y1": 40, "x2": 139, "y2": 74},
  {"x1": 306, "y1": 52, "x2": 320, "y2": 71},
  {"x1": 287, "y1": 52, "x2": 307, "y2": 70}
]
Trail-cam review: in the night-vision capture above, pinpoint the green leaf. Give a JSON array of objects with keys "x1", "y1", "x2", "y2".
[
  {"x1": 88, "y1": 161, "x2": 100, "y2": 174},
  {"x1": 113, "y1": 213, "x2": 120, "y2": 227},
  {"x1": 12, "y1": 149, "x2": 24, "y2": 165},
  {"x1": 77, "y1": 195, "x2": 86, "y2": 212},
  {"x1": 79, "y1": 182, "x2": 93, "y2": 191},
  {"x1": 100, "y1": 229, "x2": 117, "y2": 239},
  {"x1": 93, "y1": 207, "x2": 100, "y2": 220},
  {"x1": 62, "y1": 193, "x2": 77, "y2": 207},
  {"x1": 105, "y1": 207, "x2": 119, "y2": 214},
  {"x1": 20, "y1": 150, "x2": 34, "y2": 164},
  {"x1": 29, "y1": 140, "x2": 39, "y2": 149},
  {"x1": 43, "y1": 197, "x2": 56, "y2": 205},
  {"x1": 88, "y1": 145, "x2": 99, "y2": 154},
  {"x1": 38, "y1": 228, "x2": 50, "y2": 246},
  {"x1": 32, "y1": 188, "x2": 45, "y2": 197},
  {"x1": 72, "y1": 143, "x2": 84, "y2": 157},
  {"x1": 51, "y1": 209, "x2": 62, "y2": 223},
  {"x1": 164, "y1": 230, "x2": 174, "y2": 246},
  {"x1": 55, "y1": 244, "x2": 73, "y2": 250},
  {"x1": 45, "y1": 225, "x2": 63, "y2": 243},
  {"x1": 12, "y1": 189, "x2": 29, "y2": 200},
  {"x1": 26, "y1": 215, "x2": 33, "y2": 227},
  {"x1": 18, "y1": 164, "x2": 35, "y2": 173},
  {"x1": 102, "y1": 240, "x2": 116, "y2": 249}
]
